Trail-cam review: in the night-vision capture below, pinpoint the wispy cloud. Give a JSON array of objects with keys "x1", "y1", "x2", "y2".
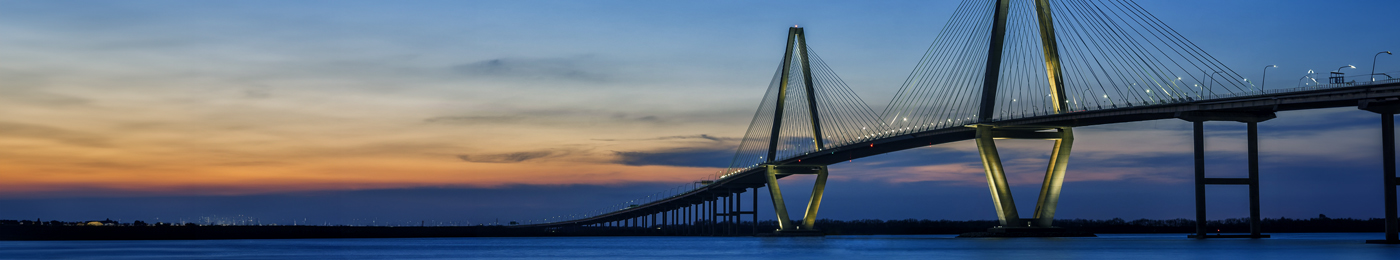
[
  {"x1": 424, "y1": 115, "x2": 524, "y2": 124},
  {"x1": 594, "y1": 134, "x2": 735, "y2": 142},
  {"x1": 612, "y1": 147, "x2": 733, "y2": 168},
  {"x1": 0, "y1": 70, "x2": 90, "y2": 107},
  {"x1": 457, "y1": 150, "x2": 572, "y2": 163},
  {"x1": 0, "y1": 121, "x2": 108, "y2": 147},
  {"x1": 451, "y1": 56, "x2": 610, "y2": 82}
]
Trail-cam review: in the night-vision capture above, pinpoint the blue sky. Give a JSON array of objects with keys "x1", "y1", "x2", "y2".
[{"x1": 0, "y1": 0, "x2": 1397, "y2": 225}]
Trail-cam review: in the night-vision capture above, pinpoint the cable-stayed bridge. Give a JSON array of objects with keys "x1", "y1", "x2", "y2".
[{"x1": 521, "y1": 0, "x2": 1400, "y2": 243}]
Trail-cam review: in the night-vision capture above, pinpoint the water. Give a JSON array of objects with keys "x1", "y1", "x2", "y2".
[{"x1": 2, "y1": 233, "x2": 1398, "y2": 259}]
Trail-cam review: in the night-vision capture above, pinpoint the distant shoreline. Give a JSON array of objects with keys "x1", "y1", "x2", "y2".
[
  {"x1": 0, "y1": 225, "x2": 543, "y2": 241},
  {"x1": 2, "y1": 217, "x2": 1385, "y2": 240}
]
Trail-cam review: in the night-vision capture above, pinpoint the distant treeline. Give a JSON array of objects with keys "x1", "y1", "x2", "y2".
[
  {"x1": 646, "y1": 215, "x2": 1386, "y2": 235},
  {"x1": 1, "y1": 215, "x2": 1388, "y2": 239},
  {"x1": 802, "y1": 216, "x2": 1387, "y2": 235},
  {"x1": 0, "y1": 219, "x2": 177, "y2": 227}
]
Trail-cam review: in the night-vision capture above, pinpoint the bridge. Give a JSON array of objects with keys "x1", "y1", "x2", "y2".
[{"x1": 520, "y1": 0, "x2": 1400, "y2": 243}]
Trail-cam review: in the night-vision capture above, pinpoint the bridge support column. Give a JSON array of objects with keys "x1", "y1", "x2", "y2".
[
  {"x1": 961, "y1": 125, "x2": 1088, "y2": 237},
  {"x1": 1193, "y1": 121, "x2": 1206, "y2": 238},
  {"x1": 762, "y1": 164, "x2": 828, "y2": 235},
  {"x1": 1363, "y1": 100, "x2": 1400, "y2": 244},
  {"x1": 728, "y1": 192, "x2": 736, "y2": 236},
  {"x1": 726, "y1": 193, "x2": 732, "y2": 236},
  {"x1": 752, "y1": 187, "x2": 759, "y2": 235},
  {"x1": 710, "y1": 195, "x2": 717, "y2": 236},
  {"x1": 960, "y1": 0, "x2": 1084, "y2": 237},
  {"x1": 1177, "y1": 111, "x2": 1273, "y2": 239},
  {"x1": 722, "y1": 193, "x2": 730, "y2": 236},
  {"x1": 1034, "y1": 127, "x2": 1074, "y2": 228},
  {"x1": 973, "y1": 125, "x2": 1023, "y2": 228}
]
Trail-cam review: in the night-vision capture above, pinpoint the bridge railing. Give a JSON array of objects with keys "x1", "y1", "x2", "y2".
[{"x1": 1203, "y1": 76, "x2": 1399, "y2": 101}]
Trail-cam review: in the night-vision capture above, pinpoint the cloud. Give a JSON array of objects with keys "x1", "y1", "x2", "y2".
[
  {"x1": 457, "y1": 150, "x2": 565, "y2": 163},
  {"x1": 451, "y1": 56, "x2": 609, "y2": 81},
  {"x1": 424, "y1": 115, "x2": 524, "y2": 124},
  {"x1": 0, "y1": 70, "x2": 91, "y2": 107},
  {"x1": 836, "y1": 151, "x2": 1190, "y2": 186},
  {"x1": 0, "y1": 88, "x2": 90, "y2": 107},
  {"x1": 817, "y1": 137, "x2": 1195, "y2": 186},
  {"x1": 243, "y1": 88, "x2": 271, "y2": 99},
  {"x1": 0, "y1": 121, "x2": 108, "y2": 147},
  {"x1": 867, "y1": 162, "x2": 988, "y2": 184},
  {"x1": 613, "y1": 147, "x2": 734, "y2": 168},
  {"x1": 606, "y1": 113, "x2": 676, "y2": 124},
  {"x1": 594, "y1": 134, "x2": 735, "y2": 142},
  {"x1": 812, "y1": 110, "x2": 1387, "y2": 188}
]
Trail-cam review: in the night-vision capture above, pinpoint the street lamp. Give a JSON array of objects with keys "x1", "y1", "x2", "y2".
[
  {"x1": 1332, "y1": 65, "x2": 1355, "y2": 84},
  {"x1": 1206, "y1": 71, "x2": 1225, "y2": 97},
  {"x1": 1262, "y1": 65, "x2": 1277, "y2": 92},
  {"x1": 1375, "y1": 51, "x2": 1392, "y2": 82},
  {"x1": 1172, "y1": 76, "x2": 1189, "y2": 101},
  {"x1": 1298, "y1": 69, "x2": 1318, "y2": 87}
]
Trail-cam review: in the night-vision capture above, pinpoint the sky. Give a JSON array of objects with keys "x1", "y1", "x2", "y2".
[{"x1": 1, "y1": 0, "x2": 1399, "y2": 226}]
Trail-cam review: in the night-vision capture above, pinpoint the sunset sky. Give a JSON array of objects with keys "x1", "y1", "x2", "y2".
[{"x1": 2, "y1": 0, "x2": 1399, "y2": 226}]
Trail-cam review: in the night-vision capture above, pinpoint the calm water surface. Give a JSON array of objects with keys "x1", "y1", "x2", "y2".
[{"x1": 3, "y1": 233, "x2": 1399, "y2": 259}]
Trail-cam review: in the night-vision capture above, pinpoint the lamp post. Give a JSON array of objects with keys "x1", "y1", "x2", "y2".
[
  {"x1": 1334, "y1": 65, "x2": 1356, "y2": 84},
  {"x1": 1375, "y1": 51, "x2": 1393, "y2": 82},
  {"x1": 1083, "y1": 87, "x2": 1096, "y2": 108},
  {"x1": 1207, "y1": 71, "x2": 1225, "y2": 98},
  {"x1": 1200, "y1": 71, "x2": 1208, "y2": 99},
  {"x1": 1173, "y1": 76, "x2": 1188, "y2": 101},
  {"x1": 1262, "y1": 65, "x2": 1277, "y2": 92},
  {"x1": 1298, "y1": 69, "x2": 1317, "y2": 87}
]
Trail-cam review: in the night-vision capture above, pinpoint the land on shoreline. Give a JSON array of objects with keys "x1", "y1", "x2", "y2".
[{"x1": 1, "y1": 216, "x2": 1385, "y2": 240}]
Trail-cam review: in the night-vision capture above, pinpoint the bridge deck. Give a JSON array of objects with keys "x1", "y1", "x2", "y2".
[{"x1": 522, "y1": 82, "x2": 1400, "y2": 228}]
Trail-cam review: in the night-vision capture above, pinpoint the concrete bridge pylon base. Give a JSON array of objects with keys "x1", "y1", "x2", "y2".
[
  {"x1": 763, "y1": 164, "x2": 829, "y2": 233},
  {"x1": 968, "y1": 125, "x2": 1088, "y2": 237}
]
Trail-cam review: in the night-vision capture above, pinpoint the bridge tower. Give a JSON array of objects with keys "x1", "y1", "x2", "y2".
[
  {"x1": 967, "y1": 0, "x2": 1082, "y2": 235},
  {"x1": 761, "y1": 26, "x2": 831, "y2": 235}
]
